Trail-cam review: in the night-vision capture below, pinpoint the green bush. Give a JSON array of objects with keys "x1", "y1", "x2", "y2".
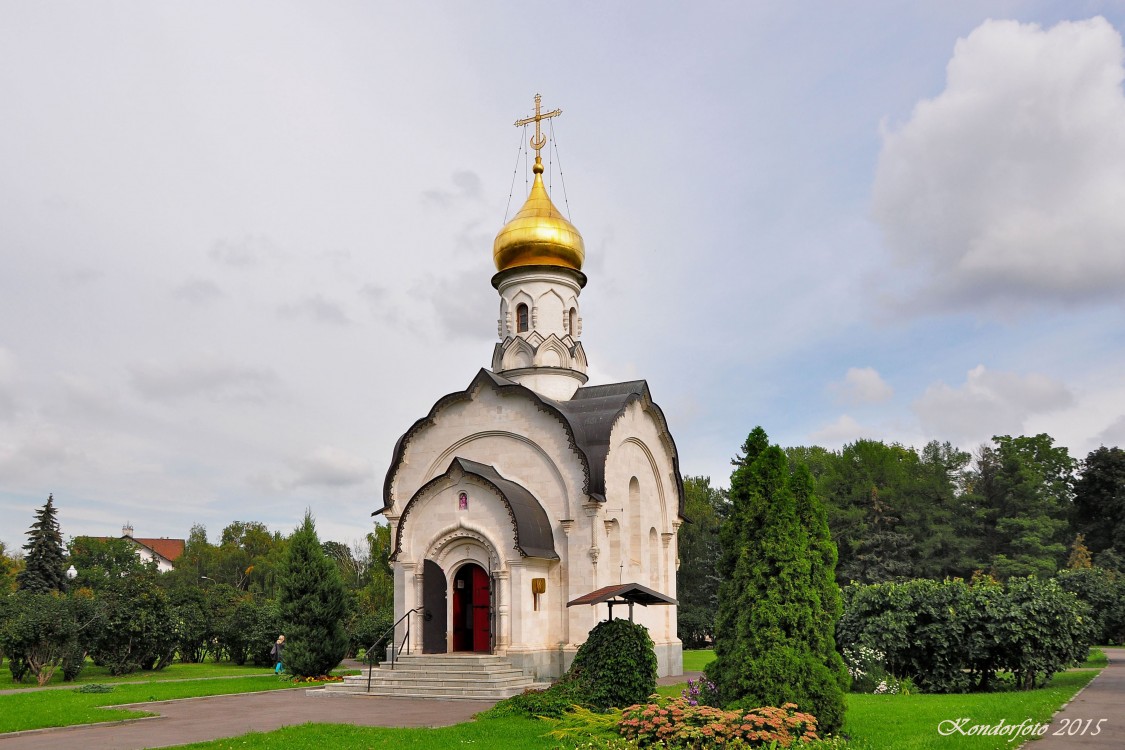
[
  {"x1": 565, "y1": 618, "x2": 658, "y2": 711},
  {"x1": 838, "y1": 576, "x2": 1093, "y2": 693},
  {"x1": 482, "y1": 680, "x2": 589, "y2": 719},
  {"x1": 218, "y1": 596, "x2": 280, "y2": 666},
  {"x1": 0, "y1": 591, "x2": 83, "y2": 686},
  {"x1": 993, "y1": 576, "x2": 1093, "y2": 689},
  {"x1": 88, "y1": 573, "x2": 176, "y2": 675},
  {"x1": 1057, "y1": 567, "x2": 1125, "y2": 645},
  {"x1": 347, "y1": 610, "x2": 393, "y2": 661}
]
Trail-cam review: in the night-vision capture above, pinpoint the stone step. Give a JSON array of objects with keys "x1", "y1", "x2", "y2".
[
  {"x1": 347, "y1": 675, "x2": 532, "y2": 689},
  {"x1": 351, "y1": 670, "x2": 526, "y2": 683},
  {"x1": 390, "y1": 655, "x2": 509, "y2": 666},
  {"x1": 315, "y1": 682, "x2": 536, "y2": 700},
  {"x1": 314, "y1": 652, "x2": 549, "y2": 701}
]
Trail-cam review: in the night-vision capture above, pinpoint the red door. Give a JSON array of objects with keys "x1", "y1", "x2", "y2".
[
  {"x1": 452, "y1": 563, "x2": 491, "y2": 652},
  {"x1": 471, "y1": 565, "x2": 491, "y2": 652}
]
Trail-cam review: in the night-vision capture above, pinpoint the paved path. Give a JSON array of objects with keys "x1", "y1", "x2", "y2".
[
  {"x1": 0, "y1": 667, "x2": 703, "y2": 749},
  {"x1": 0, "y1": 689, "x2": 495, "y2": 750},
  {"x1": 1029, "y1": 648, "x2": 1125, "y2": 749}
]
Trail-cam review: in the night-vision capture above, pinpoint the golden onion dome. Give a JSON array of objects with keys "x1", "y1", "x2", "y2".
[{"x1": 493, "y1": 157, "x2": 584, "y2": 273}]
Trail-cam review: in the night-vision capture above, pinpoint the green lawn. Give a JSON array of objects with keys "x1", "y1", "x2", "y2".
[
  {"x1": 0, "y1": 659, "x2": 273, "y2": 690},
  {"x1": 0, "y1": 675, "x2": 308, "y2": 733},
  {"x1": 844, "y1": 670, "x2": 1099, "y2": 750},
  {"x1": 165, "y1": 669, "x2": 1102, "y2": 749},
  {"x1": 0, "y1": 652, "x2": 1099, "y2": 748},
  {"x1": 681, "y1": 648, "x2": 714, "y2": 672},
  {"x1": 173, "y1": 717, "x2": 566, "y2": 750},
  {"x1": 1081, "y1": 647, "x2": 1108, "y2": 668}
]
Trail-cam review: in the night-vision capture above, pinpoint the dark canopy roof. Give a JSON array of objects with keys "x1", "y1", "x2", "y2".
[
  {"x1": 390, "y1": 456, "x2": 558, "y2": 561},
  {"x1": 567, "y1": 582, "x2": 678, "y2": 607},
  {"x1": 379, "y1": 369, "x2": 685, "y2": 518},
  {"x1": 452, "y1": 458, "x2": 557, "y2": 559}
]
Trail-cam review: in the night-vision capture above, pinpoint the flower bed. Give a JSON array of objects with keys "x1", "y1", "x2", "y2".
[{"x1": 619, "y1": 697, "x2": 819, "y2": 748}]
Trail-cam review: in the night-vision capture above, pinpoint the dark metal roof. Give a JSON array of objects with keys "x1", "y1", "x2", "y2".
[
  {"x1": 567, "y1": 582, "x2": 678, "y2": 607},
  {"x1": 379, "y1": 368, "x2": 686, "y2": 519},
  {"x1": 452, "y1": 458, "x2": 558, "y2": 559},
  {"x1": 552, "y1": 381, "x2": 647, "y2": 504},
  {"x1": 390, "y1": 457, "x2": 559, "y2": 561}
]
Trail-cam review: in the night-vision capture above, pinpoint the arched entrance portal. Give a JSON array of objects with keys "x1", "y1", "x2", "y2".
[{"x1": 452, "y1": 563, "x2": 491, "y2": 652}]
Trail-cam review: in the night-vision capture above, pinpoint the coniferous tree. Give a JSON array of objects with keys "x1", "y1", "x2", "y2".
[
  {"x1": 277, "y1": 511, "x2": 348, "y2": 676},
  {"x1": 706, "y1": 428, "x2": 847, "y2": 733},
  {"x1": 16, "y1": 495, "x2": 67, "y2": 594},
  {"x1": 1073, "y1": 446, "x2": 1125, "y2": 563}
]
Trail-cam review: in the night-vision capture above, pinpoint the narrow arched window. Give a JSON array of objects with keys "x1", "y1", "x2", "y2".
[
  {"x1": 517, "y1": 303, "x2": 529, "y2": 333},
  {"x1": 569, "y1": 307, "x2": 578, "y2": 337}
]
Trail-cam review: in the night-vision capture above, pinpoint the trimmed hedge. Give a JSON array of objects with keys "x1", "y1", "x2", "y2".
[{"x1": 838, "y1": 576, "x2": 1093, "y2": 693}]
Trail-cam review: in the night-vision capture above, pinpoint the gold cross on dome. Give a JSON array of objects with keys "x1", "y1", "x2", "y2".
[{"x1": 513, "y1": 93, "x2": 561, "y2": 159}]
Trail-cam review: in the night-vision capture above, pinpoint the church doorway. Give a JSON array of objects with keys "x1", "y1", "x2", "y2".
[{"x1": 452, "y1": 563, "x2": 491, "y2": 652}]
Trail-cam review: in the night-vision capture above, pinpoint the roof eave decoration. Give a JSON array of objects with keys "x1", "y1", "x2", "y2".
[
  {"x1": 379, "y1": 368, "x2": 688, "y2": 520},
  {"x1": 380, "y1": 368, "x2": 592, "y2": 515}
]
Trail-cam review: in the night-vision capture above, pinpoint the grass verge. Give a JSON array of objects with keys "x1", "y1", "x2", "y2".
[
  {"x1": 1081, "y1": 647, "x2": 1108, "y2": 668},
  {"x1": 171, "y1": 717, "x2": 567, "y2": 750},
  {"x1": 844, "y1": 669, "x2": 1099, "y2": 750},
  {"x1": 0, "y1": 659, "x2": 275, "y2": 690},
  {"x1": 681, "y1": 648, "x2": 714, "y2": 672},
  {"x1": 0, "y1": 675, "x2": 306, "y2": 733}
]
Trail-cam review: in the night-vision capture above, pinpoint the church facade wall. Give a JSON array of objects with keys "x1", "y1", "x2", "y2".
[{"x1": 385, "y1": 379, "x2": 683, "y2": 680}]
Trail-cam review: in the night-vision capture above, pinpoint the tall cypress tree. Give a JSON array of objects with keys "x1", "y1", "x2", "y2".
[
  {"x1": 706, "y1": 428, "x2": 847, "y2": 733},
  {"x1": 277, "y1": 511, "x2": 348, "y2": 676},
  {"x1": 17, "y1": 495, "x2": 68, "y2": 594}
]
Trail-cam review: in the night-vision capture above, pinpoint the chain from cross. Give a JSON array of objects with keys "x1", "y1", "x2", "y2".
[{"x1": 513, "y1": 93, "x2": 561, "y2": 158}]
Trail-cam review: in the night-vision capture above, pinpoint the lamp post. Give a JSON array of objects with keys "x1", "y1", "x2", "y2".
[{"x1": 66, "y1": 565, "x2": 77, "y2": 581}]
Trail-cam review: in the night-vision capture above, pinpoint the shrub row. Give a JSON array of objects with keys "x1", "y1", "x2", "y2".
[
  {"x1": 837, "y1": 576, "x2": 1092, "y2": 693},
  {"x1": 1057, "y1": 567, "x2": 1125, "y2": 645}
]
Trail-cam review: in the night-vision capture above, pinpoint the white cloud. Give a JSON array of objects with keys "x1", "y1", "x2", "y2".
[
  {"x1": 289, "y1": 446, "x2": 372, "y2": 488},
  {"x1": 0, "y1": 347, "x2": 16, "y2": 419},
  {"x1": 173, "y1": 279, "x2": 224, "y2": 304},
  {"x1": 1096, "y1": 415, "x2": 1125, "y2": 446},
  {"x1": 913, "y1": 365, "x2": 1074, "y2": 444},
  {"x1": 208, "y1": 235, "x2": 284, "y2": 268},
  {"x1": 129, "y1": 358, "x2": 279, "y2": 403},
  {"x1": 829, "y1": 366, "x2": 893, "y2": 405},
  {"x1": 278, "y1": 295, "x2": 351, "y2": 325},
  {"x1": 873, "y1": 17, "x2": 1125, "y2": 312},
  {"x1": 0, "y1": 427, "x2": 86, "y2": 480},
  {"x1": 809, "y1": 414, "x2": 868, "y2": 446},
  {"x1": 422, "y1": 170, "x2": 485, "y2": 209}
]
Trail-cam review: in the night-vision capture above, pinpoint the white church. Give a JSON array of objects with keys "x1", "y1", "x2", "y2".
[{"x1": 374, "y1": 97, "x2": 685, "y2": 684}]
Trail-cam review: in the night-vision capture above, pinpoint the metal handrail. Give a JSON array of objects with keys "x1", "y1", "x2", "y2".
[{"x1": 364, "y1": 607, "x2": 423, "y2": 692}]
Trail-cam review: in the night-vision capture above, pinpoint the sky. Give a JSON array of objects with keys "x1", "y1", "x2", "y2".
[{"x1": 3, "y1": 1, "x2": 1125, "y2": 551}]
